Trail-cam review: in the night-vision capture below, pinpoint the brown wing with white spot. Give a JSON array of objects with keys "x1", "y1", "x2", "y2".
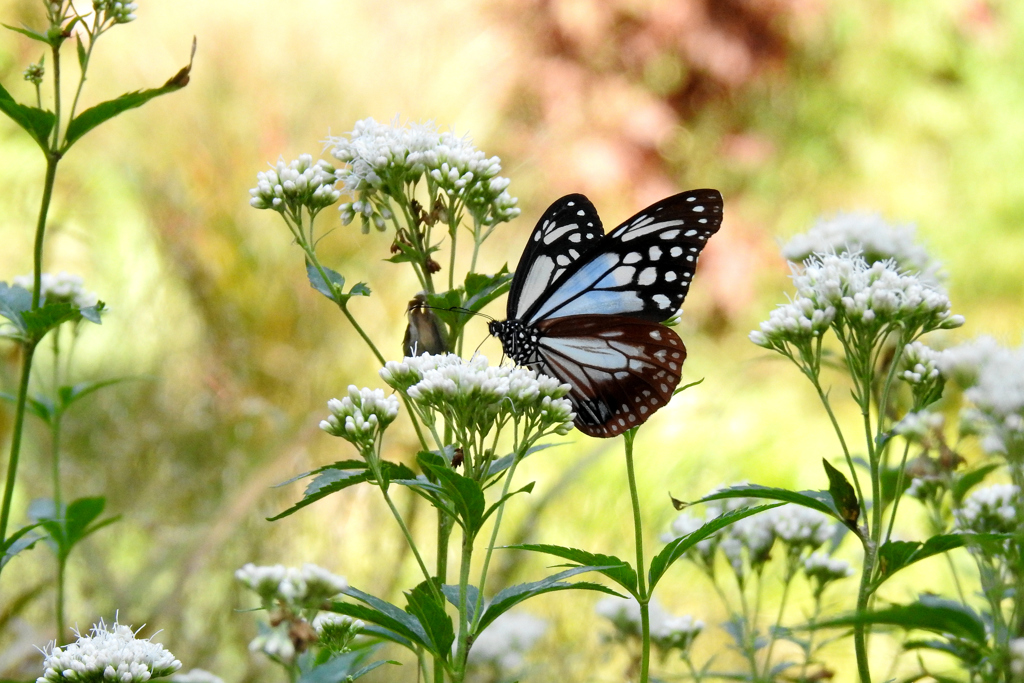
[
  {"x1": 533, "y1": 315, "x2": 687, "y2": 437},
  {"x1": 506, "y1": 194, "x2": 605, "y2": 321}
]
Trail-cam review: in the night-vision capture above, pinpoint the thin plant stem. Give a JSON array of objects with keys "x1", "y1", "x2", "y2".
[
  {"x1": 471, "y1": 451, "x2": 523, "y2": 629},
  {"x1": 854, "y1": 540, "x2": 875, "y2": 683},
  {"x1": 883, "y1": 439, "x2": 913, "y2": 544},
  {"x1": 51, "y1": 331, "x2": 63, "y2": 510},
  {"x1": 56, "y1": 554, "x2": 67, "y2": 640},
  {"x1": 0, "y1": 343, "x2": 39, "y2": 552},
  {"x1": 376, "y1": 479, "x2": 442, "y2": 605},
  {"x1": 454, "y1": 532, "x2": 475, "y2": 680},
  {"x1": 623, "y1": 429, "x2": 651, "y2": 683},
  {"x1": 810, "y1": 376, "x2": 866, "y2": 509},
  {"x1": 67, "y1": 20, "x2": 99, "y2": 124},
  {"x1": 761, "y1": 565, "x2": 795, "y2": 679}
]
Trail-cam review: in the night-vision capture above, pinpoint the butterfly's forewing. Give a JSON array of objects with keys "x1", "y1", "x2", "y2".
[
  {"x1": 506, "y1": 194, "x2": 604, "y2": 320},
  {"x1": 521, "y1": 189, "x2": 723, "y2": 325},
  {"x1": 533, "y1": 315, "x2": 687, "y2": 437}
]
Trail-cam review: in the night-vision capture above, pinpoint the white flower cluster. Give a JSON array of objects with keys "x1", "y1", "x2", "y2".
[
  {"x1": 13, "y1": 272, "x2": 98, "y2": 309},
  {"x1": 961, "y1": 344, "x2": 1024, "y2": 457},
  {"x1": 311, "y1": 613, "x2": 363, "y2": 653},
  {"x1": 249, "y1": 155, "x2": 341, "y2": 215},
  {"x1": 894, "y1": 410, "x2": 945, "y2": 442},
  {"x1": 329, "y1": 118, "x2": 519, "y2": 231},
  {"x1": 666, "y1": 492, "x2": 833, "y2": 576},
  {"x1": 319, "y1": 386, "x2": 400, "y2": 451},
  {"x1": 381, "y1": 353, "x2": 574, "y2": 440},
  {"x1": 235, "y1": 563, "x2": 348, "y2": 610},
  {"x1": 467, "y1": 612, "x2": 547, "y2": 674},
  {"x1": 935, "y1": 336, "x2": 1003, "y2": 388},
  {"x1": 956, "y1": 484, "x2": 1020, "y2": 535},
  {"x1": 93, "y1": 0, "x2": 137, "y2": 24},
  {"x1": 247, "y1": 624, "x2": 295, "y2": 663},
  {"x1": 24, "y1": 61, "x2": 45, "y2": 85},
  {"x1": 781, "y1": 212, "x2": 939, "y2": 282},
  {"x1": 803, "y1": 551, "x2": 854, "y2": 594},
  {"x1": 751, "y1": 252, "x2": 962, "y2": 354},
  {"x1": 169, "y1": 670, "x2": 223, "y2": 683},
  {"x1": 901, "y1": 341, "x2": 941, "y2": 386},
  {"x1": 595, "y1": 596, "x2": 703, "y2": 654},
  {"x1": 37, "y1": 619, "x2": 181, "y2": 683}
]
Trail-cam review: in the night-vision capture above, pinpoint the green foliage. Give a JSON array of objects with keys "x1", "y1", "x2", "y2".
[
  {"x1": 507, "y1": 544, "x2": 639, "y2": 596},
  {"x1": 0, "y1": 522, "x2": 43, "y2": 570},
  {"x1": 403, "y1": 579, "x2": 455, "y2": 658},
  {"x1": 268, "y1": 460, "x2": 416, "y2": 521},
  {"x1": 29, "y1": 497, "x2": 119, "y2": 562},
  {"x1": 306, "y1": 263, "x2": 371, "y2": 305},
  {"x1": 810, "y1": 595, "x2": 987, "y2": 645},
  {"x1": 822, "y1": 458, "x2": 861, "y2": 533},
  {"x1": 0, "y1": 81, "x2": 54, "y2": 151}
]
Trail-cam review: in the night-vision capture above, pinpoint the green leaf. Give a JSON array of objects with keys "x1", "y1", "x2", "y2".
[
  {"x1": 64, "y1": 497, "x2": 106, "y2": 546},
  {"x1": 506, "y1": 544, "x2": 638, "y2": 595},
  {"x1": 356, "y1": 623, "x2": 415, "y2": 651},
  {"x1": 298, "y1": 649, "x2": 396, "y2": 683},
  {"x1": 337, "y1": 587, "x2": 431, "y2": 647},
  {"x1": 477, "y1": 566, "x2": 623, "y2": 633},
  {"x1": 0, "y1": 81, "x2": 55, "y2": 150},
  {"x1": 21, "y1": 301, "x2": 78, "y2": 341},
  {"x1": 673, "y1": 377, "x2": 705, "y2": 396},
  {"x1": 57, "y1": 377, "x2": 138, "y2": 413},
  {"x1": 404, "y1": 580, "x2": 455, "y2": 658},
  {"x1": 875, "y1": 533, "x2": 1008, "y2": 586},
  {"x1": 462, "y1": 268, "x2": 512, "y2": 313},
  {"x1": 76, "y1": 35, "x2": 87, "y2": 71},
  {"x1": 648, "y1": 504, "x2": 782, "y2": 589},
  {"x1": 78, "y1": 302, "x2": 105, "y2": 325},
  {"x1": 0, "y1": 392, "x2": 54, "y2": 423},
  {"x1": 952, "y1": 463, "x2": 1001, "y2": 505},
  {"x1": 0, "y1": 283, "x2": 32, "y2": 334},
  {"x1": 903, "y1": 638, "x2": 983, "y2": 666},
  {"x1": 0, "y1": 523, "x2": 43, "y2": 570},
  {"x1": 417, "y1": 452, "x2": 485, "y2": 536},
  {"x1": 305, "y1": 264, "x2": 371, "y2": 304},
  {"x1": 694, "y1": 484, "x2": 841, "y2": 520},
  {"x1": 269, "y1": 460, "x2": 415, "y2": 521},
  {"x1": 482, "y1": 482, "x2": 535, "y2": 524},
  {"x1": 440, "y1": 584, "x2": 480, "y2": 624},
  {"x1": 808, "y1": 595, "x2": 986, "y2": 644},
  {"x1": 62, "y1": 38, "x2": 195, "y2": 149},
  {"x1": 2, "y1": 22, "x2": 51, "y2": 44},
  {"x1": 822, "y1": 458, "x2": 861, "y2": 532}
]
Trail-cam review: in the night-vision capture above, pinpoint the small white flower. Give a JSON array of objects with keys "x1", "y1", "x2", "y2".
[
  {"x1": 467, "y1": 612, "x2": 547, "y2": 674},
  {"x1": 955, "y1": 483, "x2": 1020, "y2": 535},
  {"x1": 36, "y1": 618, "x2": 181, "y2": 683},
  {"x1": 320, "y1": 386, "x2": 400, "y2": 451},
  {"x1": 311, "y1": 612, "x2": 363, "y2": 636},
  {"x1": 235, "y1": 563, "x2": 347, "y2": 610},
  {"x1": 23, "y1": 61, "x2": 45, "y2": 85},
  {"x1": 894, "y1": 410, "x2": 945, "y2": 441},
  {"x1": 900, "y1": 341, "x2": 942, "y2": 386},
  {"x1": 596, "y1": 596, "x2": 702, "y2": 654},
  {"x1": 12, "y1": 272, "x2": 98, "y2": 309},
  {"x1": 782, "y1": 212, "x2": 940, "y2": 282},
  {"x1": 93, "y1": 0, "x2": 137, "y2": 24},
  {"x1": 771, "y1": 504, "x2": 833, "y2": 551},
  {"x1": 248, "y1": 624, "x2": 295, "y2": 662},
  {"x1": 249, "y1": 155, "x2": 340, "y2": 214},
  {"x1": 803, "y1": 551, "x2": 854, "y2": 590}
]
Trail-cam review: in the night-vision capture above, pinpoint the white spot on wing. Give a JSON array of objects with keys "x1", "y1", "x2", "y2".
[
  {"x1": 638, "y1": 267, "x2": 657, "y2": 286},
  {"x1": 544, "y1": 223, "x2": 580, "y2": 244},
  {"x1": 653, "y1": 294, "x2": 671, "y2": 309}
]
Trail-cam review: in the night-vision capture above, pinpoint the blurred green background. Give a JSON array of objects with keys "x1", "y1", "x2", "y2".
[{"x1": 1, "y1": 0, "x2": 1023, "y2": 680}]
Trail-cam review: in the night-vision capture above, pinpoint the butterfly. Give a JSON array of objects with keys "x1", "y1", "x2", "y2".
[{"x1": 488, "y1": 189, "x2": 723, "y2": 437}]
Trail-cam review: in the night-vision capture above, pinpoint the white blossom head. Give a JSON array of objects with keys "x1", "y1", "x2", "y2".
[
  {"x1": 311, "y1": 613, "x2": 363, "y2": 654},
  {"x1": 249, "y1": 155, "x2": 340, "y2": 216},
  {"x1": 596, "y1": 596, "x2": 702, "y2": 655},
  {"x1": 894, "y1": 410, "x2": 945, "y2": 444},
  {"x1": 320, "y1": 386, "x2": 400, "y2": 455},
  {"x1": 955, "y1": 483, "x2": 1020, "y2": 535},
  {"x1": 803, "y1": 552, "x2": 854, "y2": 596},
  {"x1": 329, "y1": 118, "x2": 519, "y2": 233},
  {"x1": 93, "y1": 0, "x2": 137, "y2": 24},
  {"x1": 235, "y1": 563, "x2": 348, "y2": 611},
  {"x1": 467, "y1": 612, "x2": 547, "y2": 674},
  {"x1": 247, "y1": 623, "x2": 296, "y2": 663},
  {"x1": 37, "y1": 618, "x2": 181, "y2": 683},
  {"x1": 958, "y1": 343, "x2": 1024, "y2": 458},
  {"x1": 782, "y1": 212, "x2": 940, "y2": 282},
  {"x1": 771, "y1": 504, "x2": 833, "y2": 555},
  {"x1": 12, "y1": 272, "x2": 98, "y2": 310},
  {"x1": 24, "y1": 60, "x2": 45, "y2": 85},
  {"x1": 381, "y1": 353, "x2": 574, "y2": 449}
]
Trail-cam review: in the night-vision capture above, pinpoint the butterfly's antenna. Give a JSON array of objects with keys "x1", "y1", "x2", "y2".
[
  {"x1": 411, "y1": 300, "x2": 496, "y2": 324},
  {"x1": 472, "y1": 332, "x2": 491, "y2": 360}
]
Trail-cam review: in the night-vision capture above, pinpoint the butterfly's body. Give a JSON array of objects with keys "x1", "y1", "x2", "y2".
[{"x1": 490, "y1": 190, "x2": 723, "y2": 437}]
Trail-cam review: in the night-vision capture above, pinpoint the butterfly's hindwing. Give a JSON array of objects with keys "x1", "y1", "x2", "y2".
[
  {"x1": 533, "y1": 316, "x2": 687, "y2": 437},
  {"x1": 522, "y1": 189, "x2": 723, "y2": 325},
  {"x1": 506, "y1": 194, "x2": 604, "y2": 320}
]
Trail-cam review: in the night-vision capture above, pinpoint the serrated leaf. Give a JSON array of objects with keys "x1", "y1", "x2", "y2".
[
  {"x1": 440, "y1": 584, "x2": 480, "y2": 624},
  {"x1": 463, "y1": 268, "x2": 512, "y2": 312},
  {"x1": 875, "y1": 533, "x2": 1008, "y2": 587},
  {"x1": 0, "y1": 81, "x2": 55, "y2": 150},
  {"x1": 476, "y1": 566, "x2": 624, "y2": 633},
  {"x1": 506, "y1": 544, "x2": 638, "y2": 595},
  {"x1": 338, "y1": 587, "x2": 431, "y2": 646},
  {"x1": 649, "y1": 504, "x2": 782, "y2": 589},
  {"x1": 808, "y1": 596, "x2": 986, "y2": 644},
  {"x1": 306, "y1": 264, "x2": 371, "y2": 304},
  {"x1": 63, "y1": 39, "x2": 195, "y2": 149},
  {"x1": 21, "y1": 301, "x2": 78, "y2": 341},
  {"x1": 356, "y1": 623, "x2": 415, "y2": 651},
  {"x1": 346, "y1": 660, "x2": 395, "y2": 680},
  {"x1": 269, "y1": 461, "x2": 413, "y2": 521},
  {"x1": 417, "y1": 452, "x2": 485, "y2": 536},
  {"x1": 404, "y1": 580, "x2": 454, "y2": 658},
  {"x1": 694, "y1": 484, "x2": 841, "y2": 519},
  {"x1": 822, "y1": 459, "x2": 861, "y2": 531}
]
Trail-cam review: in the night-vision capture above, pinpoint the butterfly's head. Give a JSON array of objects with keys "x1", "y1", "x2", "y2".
[{"x1": 487, "y1": 320, "x2": 504, "y2": 337}]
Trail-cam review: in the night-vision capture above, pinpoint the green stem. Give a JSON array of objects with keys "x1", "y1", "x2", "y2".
[
  {"x1": 454, "y1": 532, "x2": 474, "y2": 680},
  {"x1": 471, "y1": 452, "x2": 522, "y2": 629},
  {"x1": 51, "y1": 331, "x2": 63, "y2": 510},
  {"x1": 0, "y1": 343, "x2": 38, "y2": 552},
  {"x1": 623, "y1": 430, "x2": 650, "y2": 683},
  {"x1": 56, "y1": 554, "x2": 67, "y2": 641},
  {"x1": 810, "y1": 376, "x2": 865, "y2": 510},
  {"x1": 854, "y1": 539, "x2": 874, "y2": 683},
  {"x1": 883, "y1": 439, "x2": 912, "y2": 544},
  {"x1": 49, "y1": 43, "x2": 62, "y2": 151},
  {"x1": 761, "y1": 564, "x2": 795, "y2": 679},
  {"x1": 66, "y1": 20, "x2": 99, "y2": 125},
  {"x1": 376, "y1": 479, "x2": 442, "y2": 604},
  {"x1": 434, "y1": 511, "x2": 451, "y2": 683}
]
